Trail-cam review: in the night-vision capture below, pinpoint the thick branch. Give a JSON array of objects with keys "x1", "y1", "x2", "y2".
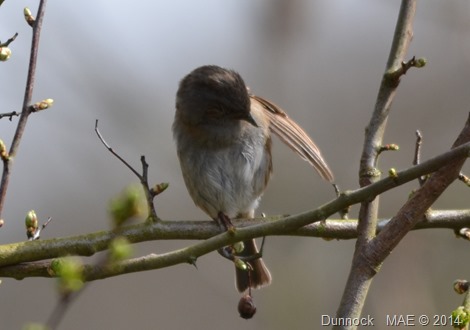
[
  {"x1": 336, "y1": 112, "x2": 470, "y2": 329},
  {"x1": 335, "y1": 2, "x2": 418, "y2": 329},
  {"x1": 0, "y1": 209, "x2": 468, "y2": 280}
]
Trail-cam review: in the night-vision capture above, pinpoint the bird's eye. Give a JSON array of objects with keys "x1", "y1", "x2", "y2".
[{"x1": 206, "y1": 107, "x2": 225, "y2": 118}]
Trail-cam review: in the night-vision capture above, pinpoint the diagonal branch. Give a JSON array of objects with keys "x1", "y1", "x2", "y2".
[
  {"x1": 336, "y1": 113, "x2": 470, "y2": 329},
  {"x1": 0, "y1": 137, "x2": 468, "y2": 271},
  {"x1": 368, "y1": 114, "x2": 470, "y2": 263},
  {"x1": 0, "y1": 209, "x2": 469, "y2": 281}
]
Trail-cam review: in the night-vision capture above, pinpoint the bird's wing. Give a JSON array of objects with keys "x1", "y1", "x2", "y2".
[{"x1": 250, "y1": 94, "x2": 334, "y2": 182}]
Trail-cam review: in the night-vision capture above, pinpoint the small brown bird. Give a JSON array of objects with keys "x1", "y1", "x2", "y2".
[{"x1": 173, "y1": 65, "x2": 333, "y2": 292}]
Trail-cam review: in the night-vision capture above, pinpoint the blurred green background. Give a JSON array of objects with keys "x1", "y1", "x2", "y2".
[{"x1": 1, "y1": 1, "x2": 469, "y2": 329}]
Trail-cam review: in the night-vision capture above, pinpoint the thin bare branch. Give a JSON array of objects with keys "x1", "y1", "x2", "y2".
[
  {"x1": 0, "y1": 111, "x2": 20, "y2": 121},
  {"x1": 94, "y1": 120, "x2": 141, "y2": 178},
  {"x1": 94, "y1": 120, "x2": 159, "y2": 219},
  {"x1": 0, "y1": 32, "x2": 18, "y2": 47},
  {"x1": 0, "y1": 0, "x2": 48, "y2": 217}
]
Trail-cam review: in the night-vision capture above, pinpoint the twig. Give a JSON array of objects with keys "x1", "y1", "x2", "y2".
[
  {"x1": 0, "y1": 101, "x2": 52, "y2": 121},
  {"x1": 94, "y1": 120, "x2": 158, "y2": 220},
  {"x1": 0, "y1": 32, "x2": 18, "y2": 47},
  {"x1": 46, "y1": 289, "x2": 86, "y2": 329},
  {"x1": 398, "y1": 56, "x2": 426, "y2": 77},
  {"x1": 0, "y1": 0, "x2": 48, "y2": 218},
  {"x1": 94, "y1": 120, "x2": 141, "y2": 178},
  {"x1": 413, "y1": 130, "x2": 426, "y2": 186},
  {"x1": 333, "y1": 183, "x2": 349, "y2": 219},
  {"x1": 413, "y1": 130, "x2": 422, "y2": 166},
  {"x1": 0, "y1": 111, "x2": 20, "y2": 121},
  {"x1": 29, "y1": 217, "x2": 52, "y2": 241}
]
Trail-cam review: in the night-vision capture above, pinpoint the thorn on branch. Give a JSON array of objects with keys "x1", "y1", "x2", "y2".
[{"x1": 187, "y1": 256, "x2": 198, "y2": 269}]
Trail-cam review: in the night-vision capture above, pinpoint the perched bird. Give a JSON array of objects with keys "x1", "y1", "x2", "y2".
[{"x1": 173, "y1": 65, "x2": 333, "y2": 292}]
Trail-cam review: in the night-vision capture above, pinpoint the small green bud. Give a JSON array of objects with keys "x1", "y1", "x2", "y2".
[
  {"x1": 35, "y1": 98, "x2": 54, "y2": 111},
  {"x1": 234, "y1": 258, "x2": 248, "y2": 271},
  {"x1": 109, "y1": 185, "x2": 146, "y2": 227},
  {"x1": 25, "y1": 210, "x2": 38, "y2": 228},
  {"x1": 152, "y1": 182, "x2": 169, "y2": 196},
  {"x1": 22, "y1": 323, "x2": 49, "y2": 330},
  {"x1": 0, "y1": 139, "x2": 7, "y2": 160},
  {"x1": 25, "y1": 210, "x2": 38, "y2": 239},
  {"x1": 451, "y1": 306, "x2": 470, "y2": 329},
  {"x1": 49, "y1": 257, "x2": 84, "y2": 293},
  {"x1": 109, "y1": 237, "x2": 133, "y2": 262},
  {"x1": 24, "y1": 7, "x2": 35, "y2": 27},
  {"x1": 415, "y1": 57, "x2": 427, "y2": 68},
  {"x1": 0, "y1": 47, "x2": 11, "y2": 61},
  {"x1": 232, "y1": 241, "x2": 245, "y2": 254},
  {"x1": 23, "y1": 7, "x2": 32, "y2": 17},
  {"x1": 388, "y1": 168, "x2": 398, "y2": 178},
  {"x1": 379, "y1": 144, "x2": 399, "y2": 154}
]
